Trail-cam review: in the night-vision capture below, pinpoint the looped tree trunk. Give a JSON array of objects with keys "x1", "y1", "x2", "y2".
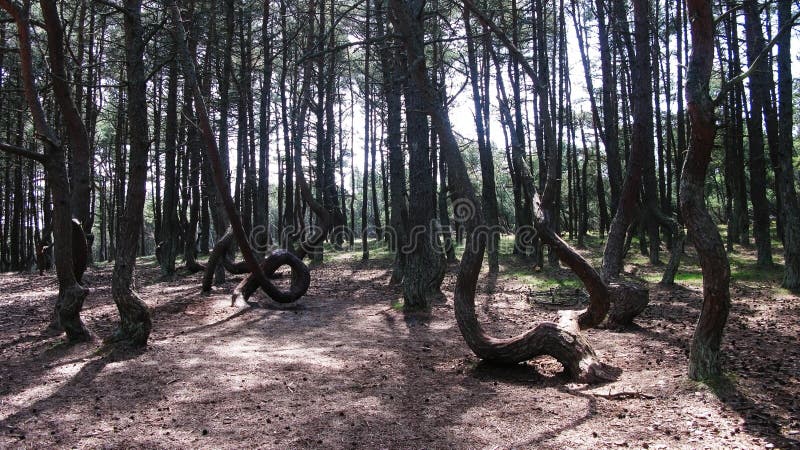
[
  {"x1": 231, "y1": 250, "x2": 311, "y2": 305},
  {"x1": 201, "y1": 229, "x2": 251, "y2": 292}
]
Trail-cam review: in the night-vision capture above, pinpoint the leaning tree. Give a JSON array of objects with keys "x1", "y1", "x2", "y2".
[
  {"x1": 169, "y1": 1, "x2": 313, "y2": 307},
  {"x1": 0, "y1": 0, "x2": 90, "y2": 342},
  {"x1": 389, "y1": 0, "x2": 650, "y2": 383}
]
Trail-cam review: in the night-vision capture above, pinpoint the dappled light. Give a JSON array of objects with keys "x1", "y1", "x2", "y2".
[{"x1": 0, "y1": 0, "x2": 799, "y2": 446}]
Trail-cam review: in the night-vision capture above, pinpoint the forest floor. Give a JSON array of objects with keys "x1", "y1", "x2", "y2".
[{"x1": 0, "y1": 238, "x2": 799, "y2": 449}]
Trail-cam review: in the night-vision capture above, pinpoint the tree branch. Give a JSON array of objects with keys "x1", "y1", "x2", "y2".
[
  {"x1": 0, "y1": 142, "x2": 46, "y2": 164},
  {"x1": 92, "y1": 0, "x2": 131, "y2": 17},
  {"x1": 714, "y1": 9, "x2": 800, "y2": 106}
]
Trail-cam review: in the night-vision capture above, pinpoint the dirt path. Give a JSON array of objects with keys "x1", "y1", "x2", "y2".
[{"x1": 1, "y1": 256, "x2": 798, "y2": 449}]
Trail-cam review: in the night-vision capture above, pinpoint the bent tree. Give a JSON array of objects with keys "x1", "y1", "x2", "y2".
[
  {"x1": 390, "y1": 0, "x2": 630, "y2": 383},
  {"x1": 682, "y1": 0, "x2": 731, "y2": 380},
  {"x1": 108, "y1": 0, "x2": 153, "y2": 346},
  {"x1": 0, "y1": 0, "x2": 89, "y2": 342},
  {"x1": 169, "y1": 1, "x2": 312, "y2": 307}
]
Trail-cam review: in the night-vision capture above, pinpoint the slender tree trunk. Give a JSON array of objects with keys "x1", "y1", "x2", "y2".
[
  {"x1": 743, "y1": 0, "x2": 774, "y2": 267},
  {"x1": 377, "y1": 0, "x2": 408, "y2": 284},
  {"x1": 464, "y1": 9, "x2": 499, "y2": 272},
  {"x1": 109, "y1": 0, "x2": 153, "y2": 346},
  {"x1": 776, "y1": 0, "x2": 800, "y2": 289},
  {"x1": 683, "y1": 0, "x2": 731, "y2": 380},
  {"x1": 602, "y1": 0, "x2": 654, "y2": 278},
  {"x1": 160, "y1": 50, "x2": 179, "y2": 276}
]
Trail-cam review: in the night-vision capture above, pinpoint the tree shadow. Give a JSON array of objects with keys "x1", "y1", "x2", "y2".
[{"x1": 0, "y1": 346, "x2": 147, "y2": 443}]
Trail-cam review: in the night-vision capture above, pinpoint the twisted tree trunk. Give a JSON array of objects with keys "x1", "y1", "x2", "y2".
[
  {"x1": 108, "y1": 0, "x2": 153, "y2": 346},
  {"x1": 683, "y1": 0, "x2": 731, "y2": 380},
  {"x1": 391, "y1": 0, "x2": 627, "y2": 382}
]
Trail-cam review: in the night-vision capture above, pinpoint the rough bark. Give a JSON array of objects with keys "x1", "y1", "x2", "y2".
[
  {"x1": 683, "y1": 0, "x2": 731, "y2": 380},
  {"x1": 602, "y1": 0, "x2": 653, "y2": 278},
  {"x1": 393, "y1": 0, "x2": 621, "y2": 382},
  {"x1": 776, "y1": 0, "x2": 800, "y2": 289},
  {"x1": 159, "y1": 52, "x2": 179, "y2": 276},
  {"x1": 742, "y1": 0, "x2": 774, "y2": 267},
  {"x1": 40, "y1": 0, "x2": 92, "y2": 231},
  {"x1": 108, "y1": 0, "x2": 153, "y2": 347},
  {"x1": 0, "y1": 0, "x2": 89, "y2": 342},
  {"x1": 376, "y1": 3, "x2": 408, "y2": 285},
  {"x1": 399, "y1": 0, "x2": 445, "y2": 310}
]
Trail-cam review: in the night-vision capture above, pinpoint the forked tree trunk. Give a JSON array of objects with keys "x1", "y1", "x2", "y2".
[
  {"x1": 40, "y1": 0, "x2": 92, "y2": 233},
  {"x1": 683, "y1": 0, "x2": 731, "y2": 380},
  {"x1": 0, "y1": 0, "x2": 89, "y2": 342}
]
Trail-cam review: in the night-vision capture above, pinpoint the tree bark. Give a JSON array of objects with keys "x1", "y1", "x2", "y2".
[
  {"x1": 392, "y1": 0, "x2": 622, "y2": 382},
  {"x1": 683, "y1": 0, "x2": 731, "y2": 380},
  {"x1": 108, "y1": 0, "x2": 153, "y2": 346},
  {"x1": 776, "y1": 0, "x2": 800, "y2": 289},
  {"x1": 159, "y1": 50, "x2": 179, "y2": 276},
  {"x1": 0, "y1": 0, "x2": 89, "y2": 342},
  {"x1": 742, "y1": 0, "x2": 774, "y2": 267}
]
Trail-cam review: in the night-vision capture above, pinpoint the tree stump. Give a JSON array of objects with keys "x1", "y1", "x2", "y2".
[{"x1": 605, "y1": 281, "x2": 650, "y2": 328}]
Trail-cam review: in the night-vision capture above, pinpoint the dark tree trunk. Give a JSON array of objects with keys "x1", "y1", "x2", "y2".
[
  {"x1": 0, "y1": 0, "x2": 89, "y2": 342},
  {"x1": 776, "y1": 0, "x2": 800, "y2": 289},
  {"x1": 40, "y1": 0, "x2": 92, "y2": 235},
  {"x1": 595, "y1": 0, "x2": 623, "y2": 212},
  {"x1": 743, "y1": 0, "x2": 774, "y2": 267},
  {"x1": 394, "y1": 0, "x2": 644, "y2": 383},
  {"x1": 376, "y1": 2, "x2": 408, "y2": 284},
  {"x1": 397, "y1": 0, "x2": 444, "y2": 310},
  {"x1": 159, "y1": 52, "x2": 179, "y2": 276},
  {"x1": 683, "y1": 0, "x2": 731, "y2": 380},
  {"x1": 464, "y1": 9, "x2": 499, "y2": 273},
  {"x1": 109, "y1": 0, "x2": 153, "y2": 346},
  {"x1": 361, "y1": 0, "x2": 371, "y2": 261}
]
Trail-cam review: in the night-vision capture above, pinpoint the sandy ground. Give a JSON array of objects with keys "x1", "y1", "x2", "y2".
[{"x1": 0, "y1": 254, "x2": 798, "y2": 449}]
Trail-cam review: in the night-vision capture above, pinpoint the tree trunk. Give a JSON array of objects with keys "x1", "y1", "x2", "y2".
[
  {"x1": 776, "y1": 0, "x2": 800, "y2": 289},
  {"x1": 464, "y1": 9, "x2": 499, "y2": 272},
  {"x1": 109, "y1": 0, "x2": 153, "y2": 346},
  {"x1": 0, "y1": 0, "x2": 89, "y2": 342},
  {"x1": 683, "y1": 0, "x2": 731, "y2": 380},
  {"x1": 159, "y1": 51, "x2": 179, "y2": 276},
  {"x1": 743, "y1": 0, "x2": 774, "y2": 267},
  {"x1": 376, "y1": 2, "x2": 408, "y2": 284},
  {"x1": 394, "y1": 0, "x2": 626, "y2": 382},
  {"x1": 398, "y1": 0, "x2": 445, "y2": 311}
]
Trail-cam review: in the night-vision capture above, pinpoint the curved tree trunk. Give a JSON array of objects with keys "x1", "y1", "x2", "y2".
[
  {"x1": 0, "y1": 0, "x2": 89, "y2": 342},
  {"x1": 392, "y1": 0, "x2": 620, "y2": 383},
  {"x1": 108, "y1": 0, "x2": 153, "y2": 346},
  {"x1": 602, "y1": 0, "x2": 653, "y2": 279},
  {"x1": 683, "y1": 0, "x2": 731, "y2": 380},
  {"x1": 171, "y1": 2, "x2": 321, "y2": 308},
  {"x1": 40, "y1": 0, "x2": 93, "y2": 234}
]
